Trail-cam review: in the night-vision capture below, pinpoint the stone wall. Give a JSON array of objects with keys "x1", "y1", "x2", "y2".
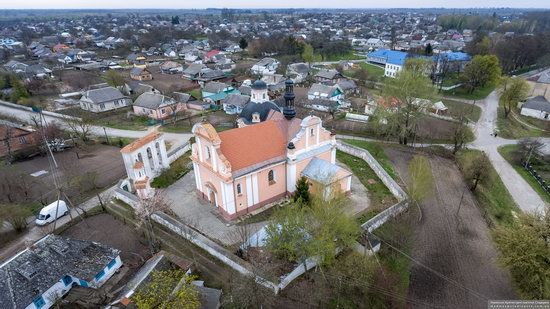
[
  {"x1": 167, "y1": 142, "x2": 190, "y2": 164},
  {"x1": 150, "y1": 212, "x2": 280, "y2": 293}
]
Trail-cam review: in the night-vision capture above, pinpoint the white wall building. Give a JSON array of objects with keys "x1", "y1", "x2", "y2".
[{"x1": 120, "y1": 132, "x2": 170, "y2": 198}]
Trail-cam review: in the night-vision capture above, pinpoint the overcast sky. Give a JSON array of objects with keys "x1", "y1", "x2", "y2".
[{"x1": 3, "y1": 0, "x2": 550, "y2": 9}]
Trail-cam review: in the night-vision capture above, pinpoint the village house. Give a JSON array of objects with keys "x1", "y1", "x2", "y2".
[
  {"x1": 126, "y1": 53, "x2": 147, "y2": 68},
  {"x1": 182, "y1": 63, "x2": 207, "y2": 80},
  {"x1": 202, "y1": 82, "x2": 240, "y2": 104},
  {"x1": 0, "y1": 235, "x2": 122, "y2": 309},
  {"x1": 133, "y1": 92, "x2": 180, "y2": 120},
  {"x1": 307, "y1": 83, "x2": 344, "y2": 103},
  {"x1": 79, "y1": 86, "x2": 132, "y2": 113},
  {"x1": 251, "y1": 57, "x2": 279, "y2": 75},
  {"x1": 190, "y1": 80, "x2": 352, "y2": 220},
  {"x1": 0, "y1": 120, "x2": 40, "y2": 158},
  {"x1": 314, "y1": 69, "x2": 344, "y2": 84},
  {"x1": 130, "y1": 67, "x2": 153, "y2": 81},
  {"x1": 222, "y1": 93, "x2": 250, "y2": 115},
  {"x1": 520, "y1": 96, "x2": 550, "y2": 121},
  {"x1": 287, "y1": 62, "x2": 311, "y2": 84}
]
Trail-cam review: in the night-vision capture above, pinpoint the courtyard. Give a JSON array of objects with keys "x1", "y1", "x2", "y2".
[{"x1": 163, "y1": 161, "x2": 370, "y2": 247}]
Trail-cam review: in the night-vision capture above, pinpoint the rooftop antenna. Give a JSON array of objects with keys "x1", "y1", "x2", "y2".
[{"x1": 32, "y1": 107, "x2": 88, "y2": 233}]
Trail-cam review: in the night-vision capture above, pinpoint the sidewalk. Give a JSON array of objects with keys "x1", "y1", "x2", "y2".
[{"x1": 0, "y1": 185, "x2": 116, "y2": 264}]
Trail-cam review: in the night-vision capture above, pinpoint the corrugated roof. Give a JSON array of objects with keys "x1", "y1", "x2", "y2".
[{"x1": 85, "y1": 86, "x2": 125, "y2": 103}]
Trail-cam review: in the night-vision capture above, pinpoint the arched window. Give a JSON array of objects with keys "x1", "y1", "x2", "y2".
[
  {"x1": 206, "y1": 146, "x2": 211, "y2": 160},
  {"x1": 268, "y1": 170, "x2": 275, "y2": 184},
  {"x1": 236, "y1": 183, "x2": 242, "y2": 195},
  {"x1": 262, "y1": 93, "x2": 266, "y2": 99}
]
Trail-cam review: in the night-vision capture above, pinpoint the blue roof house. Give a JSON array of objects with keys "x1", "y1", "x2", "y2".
[{"x1": 367, "y1": 49, "x2": 409, "y2": 78}]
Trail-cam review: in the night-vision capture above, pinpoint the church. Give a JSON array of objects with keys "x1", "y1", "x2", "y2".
[{"x1": 190, "y1": 79, "x2": 352, "y2": 220}]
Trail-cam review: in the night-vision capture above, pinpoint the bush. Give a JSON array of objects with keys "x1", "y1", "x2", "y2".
[{"x1": 0, "y1": 204, "x2": 32, "y2": 232}]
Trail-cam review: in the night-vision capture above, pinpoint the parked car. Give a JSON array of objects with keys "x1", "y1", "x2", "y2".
[{"x1": 35, "y1": 200, "x2": 69, "y2": 226}]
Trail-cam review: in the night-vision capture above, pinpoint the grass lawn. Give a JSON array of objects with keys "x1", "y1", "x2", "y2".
[
  {"x1": 441, "y1": 99, "x2": 482, "y2": 123},
  {"x1": 343, "y1": 62, "x2": 385, "y2": 81},
  {"x1": 151, "y1": 152, "x2": 191, "y2": 188},
  {"x1": 442, "y1": 82, "x2": 496, "y2": 100},
  {"x1": 498, "y1": 145, "x2": 550, "y2": 204},
  {"x1": 336, "y1": 150, "x2": 397, "y2": 213},
  {"x1": 94, "y1": 115, "x2": 150, "y2": 131},
  {"x1": 496, "y1": 108, "x2": 550, "y2": 139},
  {"x1": 322, "y1": 51, "x2": 364, "y2": 61},
  {"x1": 456, "y1": 149, "x2": 519, "y2": 226},
  {"x1": 343, "y1": 140, "x2": 398, "y2": 181}
]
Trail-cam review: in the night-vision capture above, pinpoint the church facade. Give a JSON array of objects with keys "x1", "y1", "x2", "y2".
[{"x1": 190, "y1": 80, "x2": 352, "y2": 220}]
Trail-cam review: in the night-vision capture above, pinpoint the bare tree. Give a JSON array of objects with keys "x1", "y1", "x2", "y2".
[
  {"x1": 65, "y1": 111, "x2": 94, "y2": 141},
  {"x1": 452, "y1": 109, "x2": 469, "y2": 154},
  {"x1": 135, "y1": 192, "x2": 171, "y2": 254}
]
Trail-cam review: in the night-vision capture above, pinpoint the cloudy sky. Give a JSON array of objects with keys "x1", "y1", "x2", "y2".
[{"x1": 3, "y1": 0, "x2": 550, "y2": 9}]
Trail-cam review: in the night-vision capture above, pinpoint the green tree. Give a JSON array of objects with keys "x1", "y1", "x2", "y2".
[
  {"x1": 493, "y1": 212, "x2": 550, "y2": 299},
  {"x1": 265, "y1": 195, "x2": 360, "y2": 268},
  {"x1": 381, "y1": 60, "x2": 436, "y2": 144},
  {"x1": 104, "y1": 70, "x2": 125, "y2": 87},
  {"x1": 293, "y1": 176, "x2": 311, "y2": 205},
  {"x1": 407, "y1": 155, "x2": 433, "y2": 220},
  {"x1": 238, "y1": 37, "x2": 248, "y2": 50},
  {"x1": 132, "y1": 270, "x2": 200, "y2": 309},
  {"x1": 499, "y1": 77, "x2": 530, "y2": 118},
  {"x1": 9, "y1": 74, "x2": 29, "y2": 103},
  {"x1": 301, "y1": 43, "x2": 314, "y2": 64},
  {"x1": 171, "y1": 16, "x2": 180, "y2": 25},
  {"x1": 461, "y1": 55, "x2": 501, "y2": 94},
  {"x1": 462, "y1": 151, "x2": 492, "y2": 191}
]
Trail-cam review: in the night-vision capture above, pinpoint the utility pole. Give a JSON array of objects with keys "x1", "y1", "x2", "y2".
[{"x1": 103, "y1": 127, "x2": 110, "y2": 144}]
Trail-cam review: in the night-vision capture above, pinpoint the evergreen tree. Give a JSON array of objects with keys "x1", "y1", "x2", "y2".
[
  {"x1": 238, "y1": 37, "x2": 248, "y2": 50},
  {"x1": 424, "y1": 43, "x2": 433, "y2": 56},
  {"x1": 293, "y1": 176, "x2": 311, "y2": 205}
]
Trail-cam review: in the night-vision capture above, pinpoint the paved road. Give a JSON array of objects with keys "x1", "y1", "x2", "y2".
[
  {"x1": 468, "y1": 91, "x2": 548, "y2": 214},
  {"x1": 0, "y1": 186, "x2": 116, "y2": 264},
  {"x1": 0, "y1": 100, "x2": 192, "y2": 148}
]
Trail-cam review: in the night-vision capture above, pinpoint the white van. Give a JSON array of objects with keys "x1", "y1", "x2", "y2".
[{"x1": 35, "y1": 200, "x2": 69, "y2": 226}]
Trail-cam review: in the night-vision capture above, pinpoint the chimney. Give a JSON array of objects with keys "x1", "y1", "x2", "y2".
[{"x1": 283, "y1": 79, "x2": 296, "y2": 120}]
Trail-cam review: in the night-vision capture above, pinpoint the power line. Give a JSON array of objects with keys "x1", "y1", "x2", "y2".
[{"x1": 373, "y1": 235, "x2": 489, "y2": 302}]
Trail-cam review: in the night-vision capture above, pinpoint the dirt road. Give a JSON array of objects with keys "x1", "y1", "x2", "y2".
[{"x1": 384, "y1": 147, "x2": 516, "y2": 309}]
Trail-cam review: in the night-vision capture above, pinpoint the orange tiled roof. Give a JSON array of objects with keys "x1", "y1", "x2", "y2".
[
  {"x1": 134, "y1": 176, "x2": 149, "y2": 189},
  {"x1": 121, "y1": 132, "x2": 162, "y2": 153},
  {"x1": 133, "y1": 161, "x2": 144, "y2": 169},
  {"x1": 218, "y1": 120, "x2": 287, "y2": 172}
]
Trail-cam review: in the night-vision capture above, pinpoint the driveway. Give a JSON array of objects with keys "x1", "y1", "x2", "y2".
[
  {"x1": 469, "y1": 91, "x2": 548, "y2": 214},
  {"x1": 163, "y1": 170, "x2": 267, "y2": 247}
]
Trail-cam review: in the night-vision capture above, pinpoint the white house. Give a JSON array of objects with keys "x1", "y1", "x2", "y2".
[
  {"x1": 366, "y1": 38, "x2": 386, "y2": 49},
  {"x1": 251, "y1": 57, "x2": 279, "y2": 75},
  {"x1": 521, "y1": 96, "x2": 550, "y2": 121},
  {"x1": 79, "y1": 86, "x2": 131, "y2": 113},
  {"x1": 307, "y1": 83, "x2": 344, "y2": 104},
  {"x1": 367, "y1": 49, "x2": 408, "y2": 78},
  {"x1": 0, "y1": 235, "x2": 122, "y2": 309}
]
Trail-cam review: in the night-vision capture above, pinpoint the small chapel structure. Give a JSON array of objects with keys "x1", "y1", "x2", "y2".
[
  {"x1": 120, "y1": 132, "x2": 169, "y2": 198},
  {"x1": 191, "y1": 79, "x2": 352, "y2": 220}
]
